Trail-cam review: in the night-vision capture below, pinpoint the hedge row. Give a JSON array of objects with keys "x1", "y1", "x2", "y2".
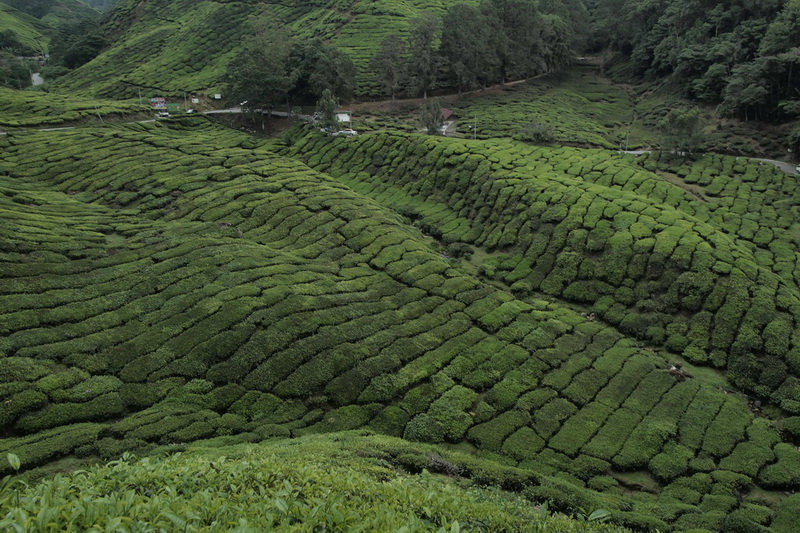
[{"x1": 1, "y1": 123, "x2": 799, "y2": 530}]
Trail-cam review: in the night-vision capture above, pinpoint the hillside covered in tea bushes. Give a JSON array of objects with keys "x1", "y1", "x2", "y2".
[
  {"x1": 0, "y1": 86, "x2": 149, "y2": 127},
  {"x1": 0, "y1": 0, "x2": 98, "y2": 52},
  {"x1": 1, "y1": 117, "x2": 800, "y2": 531},
  {"x1": 51, "y1": 0, "x2": 470, "y2": 98},
  {"x1": 0, "y1": 432, "x2": 636, "y2": 532},
  {"x1": 0, "y1": 3, "x2": 49, "y2": 55}
]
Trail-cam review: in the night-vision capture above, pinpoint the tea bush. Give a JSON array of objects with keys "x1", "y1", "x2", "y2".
[{"x1": 1, "y1": 121, "x2": 799, "y2": 530}]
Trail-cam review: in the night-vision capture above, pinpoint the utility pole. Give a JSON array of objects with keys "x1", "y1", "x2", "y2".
[{"x1": 473, "y1": 115, "x2": 477, "y2": 140}]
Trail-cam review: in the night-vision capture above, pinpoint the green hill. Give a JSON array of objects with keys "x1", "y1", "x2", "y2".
[
  {"x1": 0, "y1": 0, "x2": 97, "y2": 27},
  {"x1": 52, "y1": 0, "x2": 470, "y2": 98},
  {"x1": 1, "y1": 117, "x2": 800, "y2": 531},
  {"x1": 0, "y1": 3, "x2": 49, "y2": 54}
]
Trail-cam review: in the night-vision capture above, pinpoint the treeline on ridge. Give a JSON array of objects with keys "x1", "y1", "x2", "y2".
[{"x1": 211, "y1": 0, "x2": 590, "y2": 110}]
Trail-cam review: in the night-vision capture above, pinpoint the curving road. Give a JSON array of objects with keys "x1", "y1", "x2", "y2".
[{"x1": 621, "y1": 150, "x2": 798, "y2": 176}]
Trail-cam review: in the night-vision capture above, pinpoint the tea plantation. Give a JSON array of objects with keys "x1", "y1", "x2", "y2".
[
  {"x1": 446, "y1": 66, "x2": 648, "y2": 149},
  {"x1": 53, "y1": 0, "x2": 467, "y2": 98},
  {"x1": 0, "y1": 86, "x2": 149, "y2": 128},
  {"x1": 0, "y1": 3, "x2": 49, "y2": 54},
  {"x1": 1, "y1": 117, "x2": 799, "y2": 531},
  {"x1": 279, "y1": 130, "x2": 800, "y2": 408},
  {"x1": 0, "y1": 432, "x2": 634, "y2": 532}
]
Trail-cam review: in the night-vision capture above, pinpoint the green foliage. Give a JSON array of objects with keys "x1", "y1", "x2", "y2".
[
  {"x1": 406, "y1": 11, "x2": 439, "y2": 99},
  {"x1": 48, "y1": 15, "x2": 106, "y2": 70},
  {"x1": 0, "y1": 86, "x2": 148, "y2": 127},
  {"x1": 517, "y1": 122, "x2": 556, "y2": 144},
  {"x1": 316, "y1": 89, "x2": 338, "y2": 131},
  {"x1": 0, "y1": 52, "x2": 34, "y2": 89},
  {"x1": 50, "y1": 0, "x2": 470, "y2": 98},
  {"x1": 222, "y1": 17, "x2": 293, "y2": 114},
  {"x1": 589, "y1": 0, "x2": 798, "y2": 121},
  {"x1": 291, "y1": 38, "x2": 357, "y2": 102},
  {"x1": 658, "y1": 108, "x2": 705, "y2": 155},
  {"x1": 370, "y1": 34, "x2": 405, "y2": 100},
  {"x1": 0, "y1": 3, "x2": 49, "y2": 55},
  {"x1": 421, "y1": 98, "x2": 444, "y2": 135},
  {"x1": 2, "y1": 118, "x2": 800, "y2": 531},
  {"x1": 0, "y1": 433, "x2": 635, "y2": 532}
]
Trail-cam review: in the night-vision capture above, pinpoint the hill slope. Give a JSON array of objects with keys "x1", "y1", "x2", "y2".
[
  {"x1": 0, "y1": 432, "x2": 634, "y2": 532},
  {"x1": 1, "y1": 118, "x2": 800, "y2": 531},
  {"x1": 0, "y1": 3, "x2": 49, "y2": 54},
  {"x1": 0, "y1": 86, "x2": 149, "y2": 127},
  {"x1": 52, "y1": 0, "x2": 470, "y2": 98}
]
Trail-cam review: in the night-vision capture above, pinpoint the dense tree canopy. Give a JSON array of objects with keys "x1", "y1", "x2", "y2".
[
  {"x1": 0, "y1": 51, "x2": 33, "y2": 89},
  {"x1": 372, "y1": 0, "x2": 581, "y2": 98},
  {"x1": 222, "y1": 19, "x2": 295, "y2": 116},
  {"x1": 587, "y1": 0, "x2": 800, "y2": 121},
  {"x1": 223, "y1": 16, "x2": 357, "y2": 117},
  {"x1": 290, "y1": 38, "x2": 357, "y2": 102},
  {"x1": 370, "y1": 34, "x2": 406, "y2": 100},
  {"x1": 48, "y1": 17, "x2": 107, "y2": 70}
]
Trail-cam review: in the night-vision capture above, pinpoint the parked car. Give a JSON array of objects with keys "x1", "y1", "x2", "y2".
[
  {"x1": 156, "y1": 111, "x2": 170, "y2": 118},
  {"x1": 333, "y1": 128, "x2": 358, "y2": 136}
]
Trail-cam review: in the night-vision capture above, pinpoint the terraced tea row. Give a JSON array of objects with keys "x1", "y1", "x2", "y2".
[
  {"x1": 278, "y1": 130, "x2": 800, "y2": 412},
  {"x1": 446, "y1": 66, "x2": 648, "y2": 149},
  {"x1": 1, "y1": 121, "x2": 799, "y2": 530},
  {"x1": 0, "y1": 86, "x2": 149, "y2": 128},
  {"x1": 0, "y1": 432, "x2": 637, "y2": 532}
]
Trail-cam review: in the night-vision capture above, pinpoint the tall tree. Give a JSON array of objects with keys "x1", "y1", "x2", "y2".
[
  {"x1": 406, "y1": 12, "x2": 440, "y2": 99},
  {"x1": 371, "y1": 34, "x2": 406, "y2": 100},
  {"x1": 291, "y1": 39, "x2": 357, "y2": 102},
  {"x1": 316, "y1": 88, "x2": 339, "y2": 131},
  {"x1": 659, "y1": 108, "x2": 705, "y2": 156},
  {"x1": 540, "y1": 14, "x2": 572, "y2": 72},
  {"x1": 440, "y1": 4, "x2": 497, "y2": 93},
  {"x1": 420, "y1": 99, "x2": 444, "y2": 134},
  {"x1": 480, "y1": 0, "x2": 546, "y2": 82},
  {"x1": 49, "y1": 16, "x2": 107, "y2": 70},
  {"x1": 539, "y1": 0, "x2": 591, "y2": 51},
  {"x1": 223, "y1": 17, "x2": 294, "y2": 124}
]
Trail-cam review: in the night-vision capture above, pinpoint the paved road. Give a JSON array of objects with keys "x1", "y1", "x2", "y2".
[
  {"x1": 621, "y1": 150, "x2": 798, "y2": 176},
  {"x1": 204, "y1": 107, "x2": 242, "y2": 114},
  {"x1": 751, "y1": 157, "x2": 799, "y2": 175}
]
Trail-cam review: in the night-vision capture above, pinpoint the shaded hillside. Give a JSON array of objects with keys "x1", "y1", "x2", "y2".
[
  {"x1": 587, "y1": 0, "x2": 799, "y2": 124},
  {"x1": 53, "y1": 0, "x2": 470, "y2": 98},
  {"x1": 0, "y1": 3, "x2": 49, "y2": 54},
  {"x1": 77, "y1": 0, "x2": 118, "y2": 10},
  {"x1": 1, "y1": 119, "x2": 799, "y2": 530},
  {"x1": 0, "y1": 0, "x2": 96, "y2": 30}
]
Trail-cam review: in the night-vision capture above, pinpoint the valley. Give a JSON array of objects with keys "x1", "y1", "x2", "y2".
[{"x1": 1, "y1": 0, "x2": 800, "y2": 531}]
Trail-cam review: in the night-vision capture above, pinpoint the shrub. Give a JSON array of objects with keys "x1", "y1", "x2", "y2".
[{"x1": 404, "y1": 413, "x2": 446, "y2": 443}]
